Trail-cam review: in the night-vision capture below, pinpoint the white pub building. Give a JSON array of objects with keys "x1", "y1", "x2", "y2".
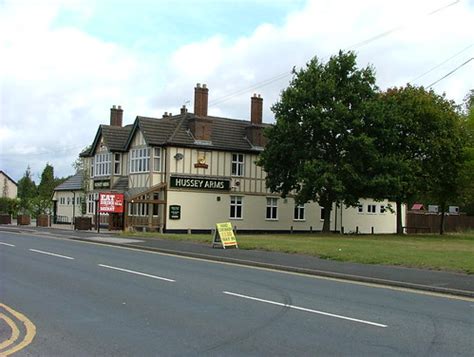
[{"x1": 78, "y1": 84, "x2": 403, "y2": 233}]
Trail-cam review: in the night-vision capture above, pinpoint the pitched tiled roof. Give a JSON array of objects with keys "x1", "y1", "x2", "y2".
[
  {"x1": 127, "y1": 113, "x2": 270, "y2": 153},
  {"x1": 112, "y1": 177, "x2": 128, "y2": 192},
  {"x1": 101, "y1": 124, "x2": 133, "y2": 151},
  {"x1": 81, "y1": 124, "x2": 133, "y2": 157},
  {"x1": 55, "y1": 172, "x2": 83, "y2": 191}
]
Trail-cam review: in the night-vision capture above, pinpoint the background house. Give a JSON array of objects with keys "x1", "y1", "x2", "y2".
[{"x1": 0, "y1": 170, "x2": 18, "y2": 199}]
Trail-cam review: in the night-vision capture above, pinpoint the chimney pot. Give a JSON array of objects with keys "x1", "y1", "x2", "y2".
[
  {"x1": 110, "y1": 105, "x2": 123, "y2": 127},
  {"x1": 194, "y1": 82, "x2": 209, "y2": 117},
  {"x1": 250, "y1": 94, "x2": 263, "y2": 125},
  {"x1": 196, "y1": 83, "x2": 201, "y2": 88},
  {"x1": 203, "y1": 83, "x2": 207, "y2": 89}
]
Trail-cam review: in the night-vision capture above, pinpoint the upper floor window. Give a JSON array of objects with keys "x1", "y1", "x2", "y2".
[
  {"x1": 153, "y1": 147, "x2": 161, "y2": 172},
  {"x1": 231, "y1": 153, "x2": 244, "y2": 176},
  {"x1": 130, "y1": 147, "x2": 150, "y2": 173},
  {"x1": 90, "y1": 158, "x2": 94, "y2": 177},
  {"x1": 367, "y1": 204, "x2": 377, "y2": 213},
  {"x1": 357, "y1": 204, "x2": 364, "y2": 213},
  {"x1": 114, "y1": 153, "x2": 121, "y2": 175},
  {"x1": 95, "y1": 152, "x2": 111, "y2": 177},
  {"x1": 294, "y1": 204, "x2": 305, "y2": 221}
]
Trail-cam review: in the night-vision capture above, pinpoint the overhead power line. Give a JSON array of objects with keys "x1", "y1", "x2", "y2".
[
  {"x1": 427, "y1": 57, "x2": 473, "y2": 87},
  {"x1": 208, "y1": 0, "x2": 460, "y2": 107},
  {"x1": 409, "y1": 43, "x2": 474, "y2": 83}
]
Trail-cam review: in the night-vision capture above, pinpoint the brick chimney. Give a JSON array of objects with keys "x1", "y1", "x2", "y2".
[
  {"x1": 194, "y1": 83, "x2": 208, "y2": 117},
  {"x1": 251, "y1": 93, "x2": 263, "y2": 125},
  {"x1": 190, "y1": 83, "x2": 212, "y2": 141},
  {"x1": 110, "y1": 105, "x2": 123, "y2": 127},
  {"x1": 246, "y1": 94, "x2": 266, "y2": 147}
]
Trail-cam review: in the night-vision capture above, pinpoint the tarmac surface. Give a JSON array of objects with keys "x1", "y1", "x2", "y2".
[{"x1": 1, "y1": 223, "x2": 473, "y2": 298}]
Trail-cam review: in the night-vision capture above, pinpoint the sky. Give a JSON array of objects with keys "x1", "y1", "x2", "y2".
[{"x1": 1, "y1": 0, "x2": 473, "y2": 182}]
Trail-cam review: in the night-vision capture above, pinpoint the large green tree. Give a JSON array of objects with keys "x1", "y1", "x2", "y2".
[
  {"x1": 372, "y1": 85, "x2": 466, "y2": 234},
  {"x1": 259, "y1": 51, "x2": 379, "y2": 232}
]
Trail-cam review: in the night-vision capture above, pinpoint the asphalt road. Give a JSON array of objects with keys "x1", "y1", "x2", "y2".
[{"x1": 1, "y1": 231, "x2": 473, "y2": 356}]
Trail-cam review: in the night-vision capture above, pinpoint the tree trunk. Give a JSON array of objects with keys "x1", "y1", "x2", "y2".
[
  {"x1": 322, "y1": 202, "x2": 332, "y2": 233},
  {"x1": 396, "y1": 199, "x2": 403, "y2": 235},
  {"x1": 439, "y1": 203, "x2": 446, "y2": 235}
]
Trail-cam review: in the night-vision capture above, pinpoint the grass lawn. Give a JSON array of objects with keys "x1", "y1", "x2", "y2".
[{"x1": 122, "y1": 231, "x2": 474, "y2": 274}]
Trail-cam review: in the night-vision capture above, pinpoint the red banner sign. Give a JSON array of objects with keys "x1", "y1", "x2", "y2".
[{"x1": 99, "y1": 193, "x2": 124, "y2": 213}]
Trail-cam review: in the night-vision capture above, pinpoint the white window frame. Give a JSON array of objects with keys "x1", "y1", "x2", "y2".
[
  {"x1": 367, "y1": 204, "x2": 377, "y2": 214},
  {"x1": 114, "y1": 153, "x2": 121, "y2": 175},
  {"x1": 130, "y1": 147, "x2": 150, "y2": 173},
  {"x1": 230, "y1": 196, "x2": 243, "y2": 219},
  {"x1": 266, "y1": 197, "x2": 278, "y2": 220},
  {"x1": 153, "y1": 147, "x2": 161, "y2": 172},
  {"x1": 87, "y1": 193, "x2": 98, "y2": 214},
  {"x1": 320, "y1": 207, "x2": 325, "y2": 221},
  {"x1": 94, "y1": 152, "x2": 111, "y2": 177},
  {"x1": 128, "y1": 202, "x2": 149, "y2": 216},
  {"x1": 90, "y1": 158, "x2": 94, "y2": 178},
  {"x1": 380, "y1": 205, "x2": 386, "y2": 214},
  {"x1": 294, "y1": 204, "x2": 305, "y2": 221},
  {"x1": 231, "y1": 153, "x2": 245, "y2": 177},
  {"x1": 357, "y1": 204, "x2": 364, "y2": 213}
]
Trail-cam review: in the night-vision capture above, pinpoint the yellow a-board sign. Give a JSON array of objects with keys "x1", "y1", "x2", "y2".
[{"x1": 212, "y1": 222, "x2": 238, "y2": 249}]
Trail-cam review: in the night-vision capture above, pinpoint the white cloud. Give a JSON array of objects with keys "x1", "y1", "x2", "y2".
[{"x1": 1, "y1": 0, "x2": 473, "y2": 180}]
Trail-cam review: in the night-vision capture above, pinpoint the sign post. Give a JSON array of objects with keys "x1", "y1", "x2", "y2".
[{"x1": 212, "y1": 222, "x2": 238, "y2": 249}]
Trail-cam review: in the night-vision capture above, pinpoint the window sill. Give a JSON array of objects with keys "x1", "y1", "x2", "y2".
[{"x1": 229, "y1": 218, "x2": 243, "y2": 220}]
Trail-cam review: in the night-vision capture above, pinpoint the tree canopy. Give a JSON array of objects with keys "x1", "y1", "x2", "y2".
[
  {"x1": 259, "y1": 51, "x2": 379, "y2": 232},
  {"x1": 259, "y1": 51, "x2": 471, "y2": 234}
]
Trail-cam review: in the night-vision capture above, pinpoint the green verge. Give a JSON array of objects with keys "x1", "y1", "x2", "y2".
[{"x1": 121, "y1": 231, "x2": 474, "y2": 274}]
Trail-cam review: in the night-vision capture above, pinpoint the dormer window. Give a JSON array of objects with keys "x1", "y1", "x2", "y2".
[{"x1": 94, "y1": 152, "x2": 111, "y2": 177}]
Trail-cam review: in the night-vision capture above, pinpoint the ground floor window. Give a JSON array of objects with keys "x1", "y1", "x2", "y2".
[
  {"x1": 294, "y1": 204, "x2": 305, "y2": 221},
  {"x1": 87, "y1": 193, "x2": 98, "y2": 214},
  {"x1": 128, "y1": 202, "x2": 149, "y2": 216},
  {"x1": 230, "y1": 196, "x2": 243, "y2": 219},
  {"x1": 266, "y1": 197, "x2": 278, "y2": 220}
]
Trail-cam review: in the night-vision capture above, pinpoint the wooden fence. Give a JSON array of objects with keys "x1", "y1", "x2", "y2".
[{"x1": 406, "y1": 211, "x2": 474, "y2": 233}]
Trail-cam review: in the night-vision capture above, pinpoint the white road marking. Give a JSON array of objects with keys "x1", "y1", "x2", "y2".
[
  {"x1": 223, "y1": 291, "x2": 387, "y2": 328},
  {"x1": 29, "y1": 249, "x2": 75, "y2": 260},
  {"x1": 3, "y1": 229, "x2": 470, "y2": 303},
  {"x1": 0, "y1": 242, "x2": 15, "y2": 247},
  {"x1": 98, "y1": 264, "x2": 175, "y2": 282}
]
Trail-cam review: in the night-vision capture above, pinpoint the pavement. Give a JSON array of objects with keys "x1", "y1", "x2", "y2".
[{"x1": 1, "y1": 223, "x2": 473, "y2": 298}]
